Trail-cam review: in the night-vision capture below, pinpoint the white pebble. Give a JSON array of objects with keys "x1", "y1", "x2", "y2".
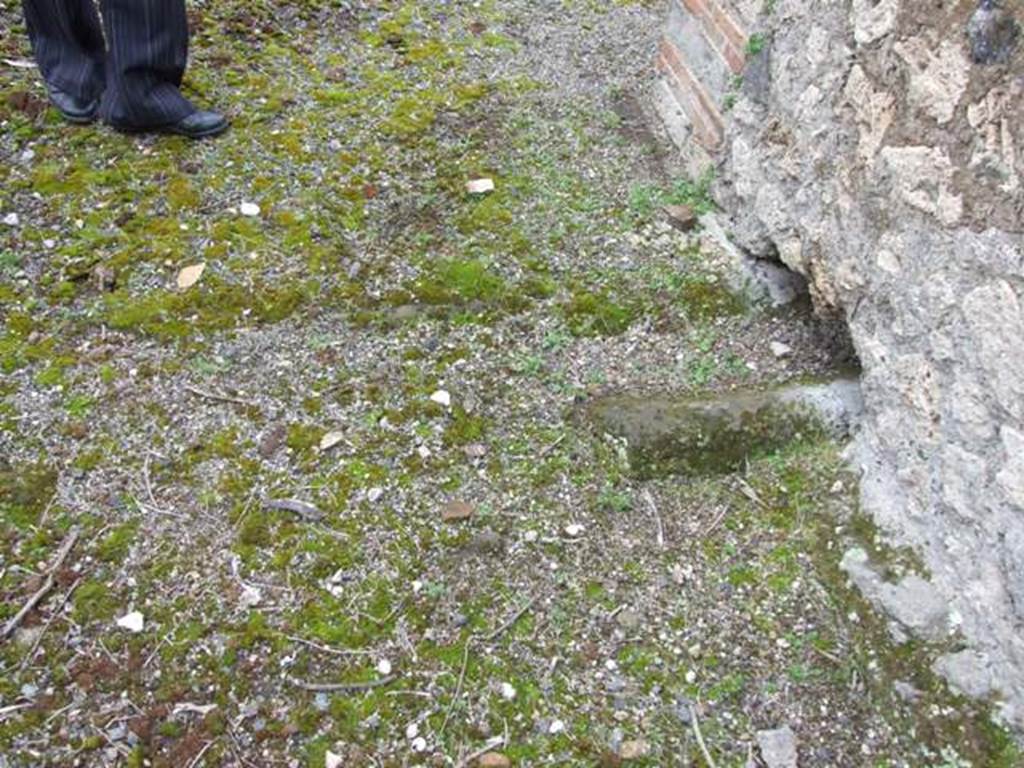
[
  {"x1": 564, "y1": 523, "x2": 585, "y2": 538},
  {"x1": 430, "y1": 389, "x2": 452, "y2": 407},
  {"x1": 405, "y1": 723, "x2": 419, "y2": 739},
  {"x1": 549, "y1": 719, "x2": 566, "y2": 734},
  {"x1": 377, "y1": 659, "x2": 393, "y2": 676},
  {"x1": 500, "y1": 682, "x2": 516, "y2": 700},
  {"x1": 239, "y1": 202, "x2": 261, "y2": 217},
  {"x1": 2, "y1": 212, "x2": 19, "y2": 227},
  {"x1": 115, "y1": 611, "x2": 145, "y2": 633}
]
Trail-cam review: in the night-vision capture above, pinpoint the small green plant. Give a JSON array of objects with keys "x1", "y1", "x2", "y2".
[
  {"x1": 626, "y1": 169, "x2": 716, "y2": 223},
  {"x1": 746, "y1": 33, "x2": 767, "y2": 57}
]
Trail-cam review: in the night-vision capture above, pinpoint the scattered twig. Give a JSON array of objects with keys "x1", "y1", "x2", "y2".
[
  {"x1": 291, "y1": 675, "x2": 398, "y2": 693},
  {"x1": 185, "y1": 739, "x2": 215, "y2": 768},
  {"x1": 704, "y1": 505, "x2": 730, "y2": 536},
  {"x1": 439, "y1": 640, "x2": 472, "y2": 736},
  {"x1": 486, "y1": 596, "x2": 537, "y2": 642},
  {"x1": 263, "y1": 498, "x2": 324, "y2": 523},
  {"x1": 185, "y1": 385, "x2": 259, "y2": 409},
  {"x1": 454, "y1": 736, "x2": 505, "y2": 768},
  {"x1": 689, "y1": 704, "x2": 718, "y2": 768},
  {"x1": 537, "y1": 434, "x2": 566, "y2": 459},
  {"x1": 284, "y1": 634, "x2": 374, "y2": 656},
  {"x1": 812, "y1": 645, "x2": 843, "y2": 666},
  {"x1": 2, "y1": 530, "x2": 79, "y2": 642},
  {"x1": 735, "y1": 477, "x2": 764, "y2": 507},
  {"x1": 0, "y1": 703, "x2": 34, "y2": 719},
  {"x1": 358, "y1": 598, "x2": 406, "y2": 628},
  {"x1": 143, "y1": 631, "x2": 173, "y2": 669},
  {"x1": 641, "y1": 489, "x2": 666, "y2": 549},
  {"x1": 20, "y1": 576, "x2": 81, "y2": 669},
  {"x1": 43, "y1": 701, "x2": 75, "y2": 725}
]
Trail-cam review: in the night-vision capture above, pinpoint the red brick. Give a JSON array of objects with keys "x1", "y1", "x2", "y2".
[
  {"x1": 722, "y1": 41, "x2": 746, "y2": 74},
  {"x1": 709, "y1": 0, "x2": 749, "y2": 51},
  {"x1": 679, "y1": 0, "x2": 707, "y2": 17},
  {"x1": 656, "y1": 41, "x2": 724, "y2": 150}
]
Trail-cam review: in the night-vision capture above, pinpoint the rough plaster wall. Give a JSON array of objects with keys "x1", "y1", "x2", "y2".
[{"x1": 712, "y1": 0, "x2": 1024, "y2": 727}]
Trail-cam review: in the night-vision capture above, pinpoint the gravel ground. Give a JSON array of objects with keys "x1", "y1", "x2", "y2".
[{"x1": 0, "y1": 1, "x2": 1017, "y2": 766}]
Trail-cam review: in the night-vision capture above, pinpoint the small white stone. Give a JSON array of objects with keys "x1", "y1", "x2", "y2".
[
  {"x1": 466, "y1": 178, "x2": 495, "y2": 194},
  {"x1": 2, "y1": 212, "x2": 19, "y2": 227},
  {"x1": 430, "y1": 390, "x2": 452, "y2": 407},
  {"x1": 239, "y1": 202, "x2": 261, "y2": 217},
  {"x1": 325, "y1": 750, "x2": 344, "y2": 768},
  {"x1": 239, "y1": 584, "x2": 262, "y2": 608},
  {"x1": 524, "y1": 530, "x2": 539, "y2": 543},
  {"x1": 549, "y1": 719, "x2": 566, "y2": 735},
  {"x1": 377, "y1": 659, "x2": 393, "y2": 676},
  {"x1": 417, "y1": 445, "x2": 432, "y2": 459},
  {"x1": 500, "y1": 682, "x2": 517, "y2": 700},
  {"x1": 605, "y1": 659, "x2": 618, "y2": 671},
  {"x1": 405, "y1": 722, "x2": 419, "y2": 740},
  {"x1": 770, "y1": 341, "x2": 793, "y2": 358},
  {"x1": 685, "y1": 669, "x2": 697, "y2": 684},
  {"x1": 411, "y1": 736, "x2": 427, "y2": 752},
  {"x1": 564, "y1": 523, "x2": 585, "y2": 538},
  {"x1": 115, "y1": 611, "x2": 145, "y2": 633},
  {"x1": 367, "y1": 487, "x2": 384, "y2": 503},
  {"x1": 319, "y1": 431, "x2": 346, "y2": 451}
]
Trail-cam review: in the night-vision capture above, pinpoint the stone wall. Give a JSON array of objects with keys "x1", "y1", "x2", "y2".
[{"x1": 656, "y1": 0, "x2": 1024, "y2": 730}]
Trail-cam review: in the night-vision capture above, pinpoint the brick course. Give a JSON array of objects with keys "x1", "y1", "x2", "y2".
[{"x1": 656, "y1": 0, "x2": 751, "y2": 152}]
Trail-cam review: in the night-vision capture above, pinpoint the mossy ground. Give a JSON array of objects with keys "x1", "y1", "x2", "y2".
[{"x1": 0, "y1": 0, "x2": 1016, "y2": 766}]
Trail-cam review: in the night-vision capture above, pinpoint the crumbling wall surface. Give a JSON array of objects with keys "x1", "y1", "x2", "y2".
[{"x1": 711, "y1": 0, "x2": 1024, "y2": 726}]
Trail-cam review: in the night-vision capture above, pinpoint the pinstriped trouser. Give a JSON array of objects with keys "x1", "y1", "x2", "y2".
[{"x1": 21, "y1": 0, "x2": 195, "y2": 129}]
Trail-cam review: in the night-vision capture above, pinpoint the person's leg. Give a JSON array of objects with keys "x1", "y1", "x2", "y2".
[
  {"x1": 20, "y1": 0, "x2": 106, "y2": 112},
  {"x1": 97, "y1": 0, "x2": 196, "y2": 130}
]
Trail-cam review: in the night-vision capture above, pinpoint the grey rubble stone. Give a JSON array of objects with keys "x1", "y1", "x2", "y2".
[
  {"x1": 967, "y1": 0, "x2": 1020, "y2": 65},
  {"x1": 757, "y1": 726, "x2": 799, "y2": 768},
  {"x1": 933, "y1": 649, "x2": 999, "y2": 700},
  {"x1": 840, "y1": 548, "x2": 949, "y2": 642}
]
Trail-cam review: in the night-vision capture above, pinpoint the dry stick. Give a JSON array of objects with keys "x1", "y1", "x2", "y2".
[
  {"x1": 284, "y1": 634, "x2": 374, "y2": 657},
  {"x1": 439, "y1": 639, "x2": 472, "y2": 737},
  {"x1": 704, "y1": 505, "x2": 730, "y2": 536},
  {"x1": 454, "y1": 736, "x2": 505, "y2": 768},
  {"x1": 20, "y1": 576, "x2": 81, "y2": 670},
  {"x1": 537, "y1": 434, "x2": 566, "y2": 459},
  {"x1": 1, "y1": 530, "x2": 79, "y2": 642},
  {"x1": 0, "y1": 703, "x2": 34, "y2": 719},
  {"x1": 185, "y1": 385, "x2": 260, "y2": 409},
  {"x1": 642, "y1": 489, "x2": 666, "y2": 550},
  {"x1": 689, "y1": 704, "x2": 718, "y2": 768},
  {"x1": 185, "y1": 739, "x2": 215, "y2": 768},
  {"x1": 292, "y1": 675, "x2": 398, "y2": 693},
  {"x1": 735, "y1": 477, "x2": 764, "y2": 507},
  {"x1": 485, "y1": 596, "x2": 537, "y2": 642}
]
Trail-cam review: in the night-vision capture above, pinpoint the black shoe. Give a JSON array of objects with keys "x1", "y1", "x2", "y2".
[
  {"x1": 47, "y1": 85, "x2": 100, "y2": 125},
  {"x1": 164, "y1": 110, "x2": 229, "y2": 139}
]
